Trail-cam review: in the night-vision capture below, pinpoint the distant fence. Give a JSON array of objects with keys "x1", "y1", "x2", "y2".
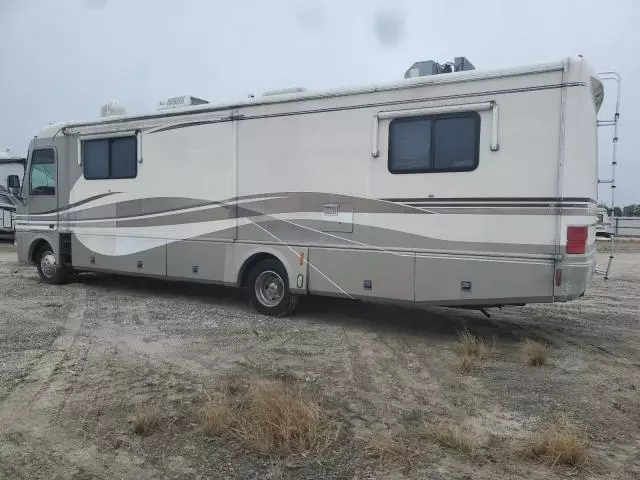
[{"x1": 614, "y1": 217, "x2": 640, "y2": 237}]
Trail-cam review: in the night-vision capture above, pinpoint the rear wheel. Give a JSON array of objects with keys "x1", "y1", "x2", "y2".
[
  {"x1": 247, "y1": 259, "x2": 298, "y2": 316},
  {"x1": 36, "y1": 246, "x2": 70, "y2": 285}
]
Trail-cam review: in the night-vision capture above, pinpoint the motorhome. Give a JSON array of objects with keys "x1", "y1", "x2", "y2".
[
  {"x1": 0, "y1": 151, "x2": 25, "y2": 237},
  {"x1": 595, "y1": 207, "x2": 614, "y2": 238},
  {"x1": 14, "y1": 57, "x2": 602, "y2": 315},
  {"x1": 0, "y1": 150, "x2": 26, "y2": 184},
  {"x1": 0, "y1": 186, "x2": 17, "y2": 237}
]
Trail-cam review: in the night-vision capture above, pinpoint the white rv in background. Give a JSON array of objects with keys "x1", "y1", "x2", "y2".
[
  {"x1": 0, "y1": 150, "x2": 26, "y2": 184},
  {"x1": 595, "y1": 207, "x2": 615, "y2": 238},
  {"x1": 0, "y1": 150, "x2": 25, "y2": 237},
  {"x1": 0, "y1": 186, "x2": 17, "y2": 237},
  {"x1": 14, "y1": 57, "x2": 604, "y2": 315}
]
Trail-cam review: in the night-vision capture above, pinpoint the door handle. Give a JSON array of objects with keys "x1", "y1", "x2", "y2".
[{"x1": 48, "y1": 224, "x2": 55, "y2": 229}]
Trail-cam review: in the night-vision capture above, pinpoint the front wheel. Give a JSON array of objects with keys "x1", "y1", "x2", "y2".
[
  {"x1": 36, "y1": 246, "x2": 70, "y2": 285},
  {"x1": 247, "y1": 259, "x2": 298, "y2": 316}
]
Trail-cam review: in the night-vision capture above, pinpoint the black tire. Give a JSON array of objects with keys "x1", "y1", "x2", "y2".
[
  {"x1": 36, "y1": 245, "x2": 70, "y2": 285},
  {"x1": 246, "y1": 258, "x2": 298, "y2": 316}
]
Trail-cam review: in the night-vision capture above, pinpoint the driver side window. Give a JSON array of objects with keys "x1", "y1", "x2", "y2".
[{"x1": 30, "y1": 148, "x2": 56, "y2": 196}]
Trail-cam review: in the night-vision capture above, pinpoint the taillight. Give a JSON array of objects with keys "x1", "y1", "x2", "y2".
[{"x1": 566, "y1": 226, "x2": 588, "y2": 254}]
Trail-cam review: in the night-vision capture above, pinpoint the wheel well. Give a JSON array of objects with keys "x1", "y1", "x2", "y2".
[
  {"x1": 238, "y1": 253, "x2": 282, "y2": 287},
  {"x1": 29, "y1": 239, "x2": 51, "y2": 264}
]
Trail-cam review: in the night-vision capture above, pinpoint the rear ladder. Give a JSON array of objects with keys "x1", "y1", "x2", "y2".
[{"x1": 595, "y1": 72, "x2": 621, "y2": 280}]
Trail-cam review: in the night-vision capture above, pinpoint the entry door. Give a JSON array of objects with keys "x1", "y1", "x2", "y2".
[{"x1": 27, "y1": 148, "x2": 58, "y2": 231}]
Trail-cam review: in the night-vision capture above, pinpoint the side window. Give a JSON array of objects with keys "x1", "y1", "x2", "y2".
[
  {"x1": 30, "y1": 148, "x2": 56, "y2": 196},
  {"x1": 388, "y1": 113, "x2": 480, "y2": 174},
  {"x1": 83, "y1": 136, "x2": 137, "y2": 180}
]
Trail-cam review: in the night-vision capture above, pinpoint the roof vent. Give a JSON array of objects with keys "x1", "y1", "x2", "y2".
[
  {"x1": 262, "y1": 87, "x2": 306, "y2": 97},
  {"x1": 404, "y1": 56, "x2": 475, "y2": 78},
  {"x1": 100, "y1": 101, "x2": 127, "y2": 117},
  {"x1": 157, "y1": 95, "x2": 209, "y2": 110}
]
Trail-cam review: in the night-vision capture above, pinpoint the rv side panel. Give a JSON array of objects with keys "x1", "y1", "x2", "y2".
[{"x1": 236, "y1": 68, "x2": 565, "y2": 302}]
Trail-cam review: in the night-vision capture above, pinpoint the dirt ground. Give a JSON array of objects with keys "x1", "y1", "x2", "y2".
[{"x1": 0, "y1": 238, "x2": 638, "y2": 479}]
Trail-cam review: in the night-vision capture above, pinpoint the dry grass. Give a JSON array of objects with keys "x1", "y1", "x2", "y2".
[
  {"x1": 457, "y1": 354, "x2": 479, "y2": 374},
  {"x1": 365, "y1": 428, "x2": 423, "y2": 467},
  {"x1": 456, "y1": 330, "x2": 492, "y2": 374},
  {"x1": 517, "y1": 415, "x2": 589, "y2": 467},
  {"x1": 234, "y1": 382, "x2": 337, "y2": 455},
  {"x1": 427, "y1": 422, "x2": 477, "y2": 454},
  {"x1": 132, "y1": 402, "x2": 162, "y2": 436},
  {"x1": 457, "y1": 330, "x2": 490, "y2": 359},
  {"x1": 521, "y1": 338, "x2": 550, "y2": 366},
  {"x1": 201, "y1": 394, "x2": 234, "y2": 437},
  {"x1": 200, "y1": 380, "x2": 338, "y2": 456}
]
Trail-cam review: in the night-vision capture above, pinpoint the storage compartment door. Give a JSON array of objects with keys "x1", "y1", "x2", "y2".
[
  {"x1": 307, "y1": 247, "x2": 415, "y2": 301},
  {"x1": 72, "y1": 234, "x2": 167, "y2": 276},
  {"x1": 415, "y1": 254, "x2": 554, "y2": 305}
]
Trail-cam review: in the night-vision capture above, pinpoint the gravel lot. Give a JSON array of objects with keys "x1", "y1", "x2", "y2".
[{"x1": 0, "y1": 239, "x2": 638, "y2": 479}]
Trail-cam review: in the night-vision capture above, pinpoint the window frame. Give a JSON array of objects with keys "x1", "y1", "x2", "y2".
[
  {"x1": 29, "y1": 148, "x2": 57, "y2": 196},
  {"x1": 82, "y1": 136, "x2": 138, "y2": 180},
  {"x1": 388, "y1": 111, "x2": 481, "y2": 174}
]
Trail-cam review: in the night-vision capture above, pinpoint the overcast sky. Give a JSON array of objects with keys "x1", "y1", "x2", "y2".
[{"x1": 1, "y1": 0, "x2": 638, "y2": 204}]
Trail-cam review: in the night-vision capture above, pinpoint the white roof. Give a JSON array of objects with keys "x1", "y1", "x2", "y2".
[
  {"x1": 36, "y1": 121, "x2": 72, "y2": 140},
  {"x1": 0, "y1": 150, "x2": 25, "y2": 161},
  {"x1": 39, "y1": 57, "x2": 588, "y2": 138}
]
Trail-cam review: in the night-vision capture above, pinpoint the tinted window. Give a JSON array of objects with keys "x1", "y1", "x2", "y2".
[
  {"x1": 389, "y1": 118, "x2": 431, "y2": 172},
  {"x1": 110, "y1": 137, "x2": 137, "y2": 178},
  {"x1": 433, "y1": 117, "x2": 478, "y2": 170},
  {"x1": 389, "y1": 113, "x2": 479, "y2": 174},
  {"x1": 30, "y1": 149, "x2": 56, "y2": 195},
  {"x1": 83, "y1": 136, "x2": 137, "y2": 179},
  {"x1": 83, "y1": 139, "x2": 109, "y2": 179}
]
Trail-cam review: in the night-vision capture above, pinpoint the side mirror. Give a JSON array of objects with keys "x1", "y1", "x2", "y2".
[
  {"x1": 6, "y1": 175, "x2": 22, "y2": 197},
  {"x1": 7, "y1": 175, "x2": 20, "y2": 189}
]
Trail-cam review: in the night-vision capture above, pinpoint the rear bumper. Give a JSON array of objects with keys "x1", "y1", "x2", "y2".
[{"x1": 553, "y1": 252, "x2": 596, "y2": 302}]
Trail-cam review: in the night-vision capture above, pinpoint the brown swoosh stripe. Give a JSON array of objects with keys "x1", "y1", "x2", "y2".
[
  {"x1": 31, "y1": 192, "x2": 120, "y2": 215},
  {"x1": 32, "y1": 193, "x2": 597, "y2": 226}
]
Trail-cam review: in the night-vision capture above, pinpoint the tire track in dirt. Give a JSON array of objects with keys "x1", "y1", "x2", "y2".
[
  {"x1": 0, "y1": 289, "x2": 87, "y2": 423},
  {"x1": 0, "y1": 426, "x2": 162, "y2": 480},
  {"x1": 0, "y1": 287, "x2": 167, "y2": 480},
  {"x1": 340, "y1": 327, "x2": 453, "y2": 428}
]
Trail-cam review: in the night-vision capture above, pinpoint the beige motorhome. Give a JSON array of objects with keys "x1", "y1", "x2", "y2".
[{"x1": 15, "y1": 57, "x2": 602, "y2": 315}]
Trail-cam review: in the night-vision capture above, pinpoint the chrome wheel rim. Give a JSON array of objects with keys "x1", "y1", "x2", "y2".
[
  {"x1": 255, "y1": 270, "x2": 285, "y2": 307},
  {"x1": 40, "y1": 250, "x2": 57, "y2": 279}
]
